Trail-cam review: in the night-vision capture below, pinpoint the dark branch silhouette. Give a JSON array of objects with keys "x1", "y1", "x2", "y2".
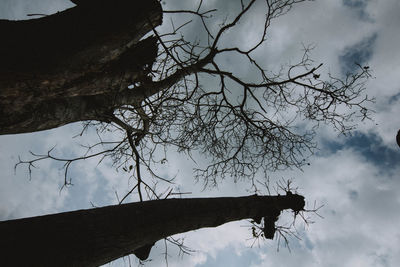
[
  {"x1": 0, "y1": 0, "x2": 162, "y2": 134},
  {"x1": 0, "y1": 193, "x2": 305, "y2": 267},
  {"x1": 396, "y1": 129, "x2": 400, "y2": 148}
]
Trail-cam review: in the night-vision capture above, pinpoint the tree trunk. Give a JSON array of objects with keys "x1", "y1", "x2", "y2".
[
  {"x1": 0, "y1": 193, "x2": 304, "y2": 266},
  {"x1": 0, "y1": 0, "x2": 162, "y2": 135}
]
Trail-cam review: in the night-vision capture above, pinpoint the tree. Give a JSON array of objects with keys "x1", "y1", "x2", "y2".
[
  {"x1": 0, "y1": 0, "x2": 162, "y2": 134},
  {"x1": 5, "y1": 0, "x2": 373, "y2": 190},
  {"x1": 0, "y1": 0, "x2": 372, "y2": 266},
  {"x1": 0, "y1": 193, "x2": 305, "y2": 266}
]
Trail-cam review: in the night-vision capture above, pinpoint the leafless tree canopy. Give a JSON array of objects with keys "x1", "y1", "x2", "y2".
[
  {"x1": 17, "y1": 0, "x2": 372, "y2": 202},
  {"x1": 1, "y1": 0, "x2": 373, "y2": 264}
]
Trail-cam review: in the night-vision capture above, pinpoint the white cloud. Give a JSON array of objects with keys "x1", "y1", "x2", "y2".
[
  {"x1": 269, "y1": 148, "x2": 400, "y2": 267},
  {"x1": 0, "y1": 0, "x2": 72, "y2": 20},
  {"x1": 0, "y1": 129, "x2": 70, "y2": 219}
]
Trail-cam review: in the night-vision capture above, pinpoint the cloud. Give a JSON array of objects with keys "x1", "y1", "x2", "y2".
[
  {"x1": 0, "y1": 128, "x2": 70, "y2": 220},
  {"x1": 288, "y1": 148, "x2": 400, "y2": 266},
  {"x1": 0, "y1": 0, "x2": 73, "y2": 20}
]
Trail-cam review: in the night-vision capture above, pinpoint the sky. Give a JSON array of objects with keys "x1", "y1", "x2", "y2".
[{"x1": 1, "y1": 0, "x2": 400, "y2": 266}]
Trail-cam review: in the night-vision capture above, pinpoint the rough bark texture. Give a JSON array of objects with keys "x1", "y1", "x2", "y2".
[
  {"x1": 0, "y1": 194, "x2": 304, "y2": 267},
  {"x1": 0, "y1": 0, "x2": 162, "y2": 135}
]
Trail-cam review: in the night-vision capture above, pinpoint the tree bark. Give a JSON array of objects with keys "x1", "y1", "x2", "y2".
[
  {"x1": 0, "y1": 0, "x2": 162, "y2": 135},
  {"x1": 0, "y1": 193, "x2": 304, "y2": 266}
]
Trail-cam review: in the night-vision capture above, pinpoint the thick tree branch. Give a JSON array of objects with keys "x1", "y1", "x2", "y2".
[
  {"x1": 0, "y1": 0, "x2": 162, "y2": 135},
  {"x1": 0, "y1": 193, "x2": 304, "y2": 266}
]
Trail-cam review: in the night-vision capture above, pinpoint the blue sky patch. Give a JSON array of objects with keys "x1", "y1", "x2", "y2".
[
  {"x1": 348, "y1": 189, "x2": 359, "y2": 200},
  {"x1": 342, "y1": 0, "x2": 372, "y2": 21},
  {"x1": 388, "y1": 92, "x2": 400, "y2": 105},
  {"x1": 343, "y1": 0, "x2": 366, "y2": 8},
  {"x1": 339, "y1": 33, "x2": 377, "y2": 76},
  {"x1": 320, "y1": 131, "x2": 400, "y2": 170}
]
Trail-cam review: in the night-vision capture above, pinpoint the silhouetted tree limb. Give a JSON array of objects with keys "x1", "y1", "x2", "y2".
[
  {"x1": 0, "y1": 0, "x2": 162, "y2": 134},
  {"x1": 0, "y1": 193, "x2": 305, "y2": 267}
]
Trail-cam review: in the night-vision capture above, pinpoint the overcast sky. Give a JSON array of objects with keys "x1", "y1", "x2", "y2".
[{"x1": 1, "y1": 0, "x2": 400, "y2": 266}]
